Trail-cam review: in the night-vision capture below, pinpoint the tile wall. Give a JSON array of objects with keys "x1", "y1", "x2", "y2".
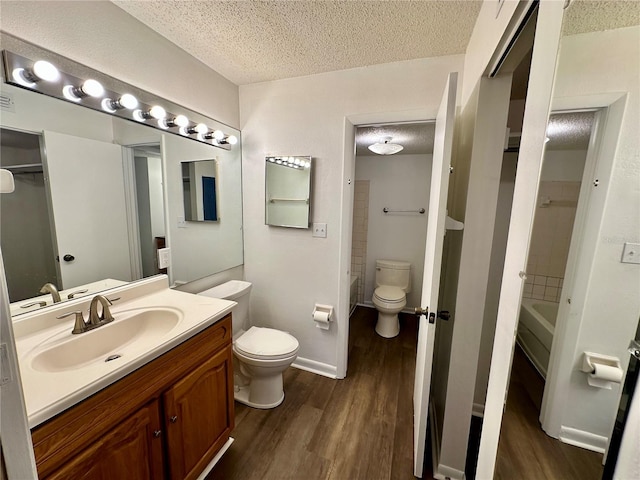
[
  {"x1": 523, "y1": 180, "x2": 580, "y2": 302},
  {"x1": 351, "y1": 180, "x2": 370, "y2": 304}
]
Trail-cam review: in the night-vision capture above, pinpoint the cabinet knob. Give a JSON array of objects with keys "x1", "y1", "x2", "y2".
[
  {"x1": 170, "y1": 415, "x2": 178, "y2": 423},
  {"x1": 153, "y1": 430, "x2": 162, "y2": 438}
]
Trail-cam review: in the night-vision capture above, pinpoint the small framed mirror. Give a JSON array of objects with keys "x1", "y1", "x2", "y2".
[
  {"x1": 265, "y1": 156, "x2": 312, "y2": 228},
  {"x1": 181, "y1": 159, "x2": 219, "y2": 222}
]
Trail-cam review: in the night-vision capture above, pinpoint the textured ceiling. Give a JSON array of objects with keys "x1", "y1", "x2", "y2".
[
  {"x1": 356, "y1": 123, "x2": 434, "y2": 156},
  {"x1": 546, "y1": 111, "x2": 594, "y2": 151},
  {"x1": 562, "y1": 0, "x2": 640, "y2": 36},
  {"x1": 112, "y1": 0, "x2": 481, "y2": 85}
]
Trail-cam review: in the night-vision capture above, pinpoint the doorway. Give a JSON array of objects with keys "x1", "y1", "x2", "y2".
[
  {"x1": 349, "y1": 121, "x2": 434, "y2": 321},
  {"x1": 492, "y1": 109, "x2": 605, "y2": 478},
  {"x1": 0, "y1": 128, "x2": 58, "y2": 302}
]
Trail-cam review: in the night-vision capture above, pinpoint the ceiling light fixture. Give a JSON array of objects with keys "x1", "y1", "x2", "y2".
[
  {"x1": 3, "y1": 50, "x2": 237, "y2": 150},
  {"x1": 368, "y1": 136, "x2": 404, "y2": 155}
]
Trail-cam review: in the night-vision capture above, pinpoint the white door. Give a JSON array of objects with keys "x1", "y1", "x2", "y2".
[
  {"x1": 43, "y1": 131, "x2": 133, "y2": 288},
  {"x1": 413, "y1": 72, "x2": 457, "y2": 477}
]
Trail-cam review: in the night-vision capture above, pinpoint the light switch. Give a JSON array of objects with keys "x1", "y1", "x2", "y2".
[
  {"x1": 621, "y1": 242, "x2": 640, "y2": 264},
  {"x1": 177, "y1": 216, "x2": 186, "y2": 228},
  {"x1": 313, "y1": 223, "x2": 327, "y2": 238},
  {"x1": 158, "y1": 248, "x2": 171, "y2": 269}
]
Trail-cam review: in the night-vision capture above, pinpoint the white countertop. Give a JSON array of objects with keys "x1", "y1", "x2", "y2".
[{"x1": 14, "y1": 276, "x2": 236, "y2": 428}]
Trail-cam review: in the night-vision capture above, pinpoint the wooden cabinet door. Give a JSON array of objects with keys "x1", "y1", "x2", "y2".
[
  {"x1": 163, "y1": 346, "x2": 234, "y2": 480},
  {"x1": 44, "y1": 400, "x2": 164, "y2": 480}
]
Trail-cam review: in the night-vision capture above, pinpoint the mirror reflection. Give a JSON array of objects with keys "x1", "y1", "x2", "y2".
[
  {"x1": 1, "y1": 47, "x2": 243, "y2": 317},
  {"x1": 181, "y1": 159, "x2": 219, "y2": 222},
  {"x1": 493, "y1": 4, "x2": 639, "y2": 477},
  {"x1": 265, "y1": 156, "x2": 312, "y2": 228}
]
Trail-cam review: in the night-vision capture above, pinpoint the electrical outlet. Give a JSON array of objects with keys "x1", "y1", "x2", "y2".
[
  {"x1": 313, "y1": 223, "x2": 327, "y2": 238},
  {"x1": 157, "y1": 248, "x2": 171, "y2": 269},
  {"x1": 177, "y1": 216, "x2": 186, "y2": 228},
  {"x1": 621, "y1": 242, "x2": 640, "y2": 264}
]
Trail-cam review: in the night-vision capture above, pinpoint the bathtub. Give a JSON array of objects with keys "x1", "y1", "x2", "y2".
[
  {"x1": 350, "y1": 275, "x2": 359, "y2": 316},
  {"x1": 517, "y1": 298, "x2": 559, "y2": 379}
]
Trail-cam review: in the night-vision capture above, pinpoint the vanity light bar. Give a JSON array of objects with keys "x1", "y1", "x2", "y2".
[
  {"x1": 2, "y1": 50, "x2": 236, "y2": 150},
  {"x1": 266, "y1": 156, "x2": 311, "y2": 169}
]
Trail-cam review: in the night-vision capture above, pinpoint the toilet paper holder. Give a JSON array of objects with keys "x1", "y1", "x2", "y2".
[
  {"x1": 312, "y1": 304, "x2": 333, "y2": 330},
  {"x1": 581, "y1": 352, "x2": 623, "y2": 389}
]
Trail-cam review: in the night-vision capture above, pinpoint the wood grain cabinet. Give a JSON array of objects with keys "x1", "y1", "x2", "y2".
[{"x1": 31, "y1": 315, "x2": 234, "y2": 480}]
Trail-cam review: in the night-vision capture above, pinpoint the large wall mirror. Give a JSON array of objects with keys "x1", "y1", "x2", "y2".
[
  {"x1": 0, "y1": 34, "x2": 244, "y2": 317},
  {"x1": 265, "y1": 155, "x2": 312, "y2": 228}
]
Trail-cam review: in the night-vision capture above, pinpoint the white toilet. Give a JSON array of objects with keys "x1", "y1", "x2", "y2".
[
  {"x1": 372, "y1": 260, "x2": 411, "y2": 338},
  {"x1": 198, "y1": 280, "x2": 299, "y2": 409}
]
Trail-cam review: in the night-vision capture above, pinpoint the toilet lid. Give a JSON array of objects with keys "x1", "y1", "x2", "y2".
[
  {"x1": 374, "y1": 286, "x2": 405, "y2": 302},
  {"x1": 234, "y1": 326, "x2": 299, "y2": 359}
]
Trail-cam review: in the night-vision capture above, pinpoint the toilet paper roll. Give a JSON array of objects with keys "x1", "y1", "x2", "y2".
[
  {"x1": 587, "y1": 364, "x2": 623, "y2": 389},
  {"x1": 313, "y1": 310, "x2": 330, "y2": 324},
  {"x1": 590, "y1": 364, "x2": 623, "y2": 383}
]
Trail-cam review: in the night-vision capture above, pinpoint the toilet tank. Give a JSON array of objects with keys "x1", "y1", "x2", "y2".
[
  {"x1": 375, "y1": 260, "x2": 411, "y2": 293},
  {"x1": 198, "y1": 280, "x2": 252, "y2": 333}
]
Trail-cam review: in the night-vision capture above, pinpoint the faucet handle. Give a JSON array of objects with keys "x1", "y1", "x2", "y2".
[
  {"x1": 67, "y1": 289, "x2": 89, "y2": 299},
  {"x1": 57, "y1": 311, "x2": 88, "y2": 334},
  {"x1": 21, "y1": 301, "x2": 47, "y2": 308}
]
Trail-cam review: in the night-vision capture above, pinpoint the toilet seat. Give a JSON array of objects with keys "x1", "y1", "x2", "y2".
[
  {"x1": 373, "y1": 286, "x2": 405, "y2": 303},
  {"x1": 234, "y1": 326, "x2": 299, "y2": 360}
]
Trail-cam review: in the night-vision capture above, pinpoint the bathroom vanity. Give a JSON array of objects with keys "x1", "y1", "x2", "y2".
[{"x1": 13, "y1": 275, "x2": 236, "y2": 479}]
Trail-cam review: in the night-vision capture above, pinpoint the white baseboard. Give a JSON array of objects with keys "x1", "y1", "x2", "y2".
[
  {"x1": 434, "y1": 464, "x2": 466, "y2": 480},
  {"x1": 196, "y1": 437, "x2": 234, "y2": 480},
  {"x1": 472, "y1": 402, "x2": 485, "y2": 418},
  {"x1": 292, "y1": 356, "x2": 338, "y2": 379},
  {"x1": 559, "y1": 426, "x2": 608, "y2": 454}
]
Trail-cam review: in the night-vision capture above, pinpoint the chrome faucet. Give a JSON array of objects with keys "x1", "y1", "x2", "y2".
[
  {"x1": 56, "y1": 295, "x2": 118, "y2": 334},
  {"x1": 40, "y1": 283, "x2": 61, "y2": 303}
]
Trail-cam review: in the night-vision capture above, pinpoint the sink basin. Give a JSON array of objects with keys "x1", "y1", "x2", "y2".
[{"x1": 31, "y1": 308, "x2": 182, "y2": 373}]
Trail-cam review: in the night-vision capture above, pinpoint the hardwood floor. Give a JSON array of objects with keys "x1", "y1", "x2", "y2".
[
  {"x1": 493, "y1": 345, "x2": 604, "y2": 480},
  {"x1": 207, "y1": 306, "x2": 430, "y2": 480}
]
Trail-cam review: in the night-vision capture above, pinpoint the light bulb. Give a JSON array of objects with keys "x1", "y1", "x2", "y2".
[
  {"x1": 163, "y1": 114, "x2": 190, "y2": 129},
  {"x1": 213, "y1": 130, "x2": 225, "y2": 141},
  {"x1": 62, "y1": 85, "x2": 82, "y2": 102},
  {"x1": 276, "y1": 160, "x2": 282, "y2": 164},
  {"x1": 102, "y1": 94, "x2": 139, "y2": 113},
  {"x1": 32, "y1": 60, "x2": 59, "y2": 82},
  {"x1": 149, "y1": 105, "x2": 166, "y2": 120},
  {"x1": 195, "y1": 123, "x2": 208, "y2": 134},
  {"x1": 227, "y1": 135, "x2": 238, "y2": 145},
  {"x1": 174, "y1": 115, "x2": 189, "y2": 128},
  {"x1": 12, "y1": 68, "x2": 36, "y2": 88},
  {"x1": 179, "y1": 126, "x2": 190, "y2": 136},
  {"x1": 294, "y1": 158, "x2": 301, "y2": 165},
  {"x1": 268, "y1": 157, "x2": 275, "y2": 162},
  {"x1": 119, "y1": 94, "x2": 138, "y2": 110},
  {"x1": 81, "y1": 79, "x2": 104, "y2": 98}
]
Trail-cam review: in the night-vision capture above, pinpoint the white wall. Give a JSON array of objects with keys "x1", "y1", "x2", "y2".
[
  {"x1": 548, "y1": 26, "x2": 640, "y2": 444},
  {"x1": 355, "y1": 153, "x2": 431, "y2": 309},
  {"x1": 0, "y1": 0, "x2": 239, "y2": 128},
  {"x1": 239, "y1": 55, "x2": 464, "y2": 373},
  {"x1": 541, "y1": 149, "x2": 587, "y2": 182}
]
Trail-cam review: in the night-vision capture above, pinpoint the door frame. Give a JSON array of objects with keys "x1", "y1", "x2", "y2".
[
  {"x1": 337, "y1": 109, "x2": 440, "y2": 380},
  {"x1": 541, "y1": 94, "x2": 627, "y2": 444}
]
